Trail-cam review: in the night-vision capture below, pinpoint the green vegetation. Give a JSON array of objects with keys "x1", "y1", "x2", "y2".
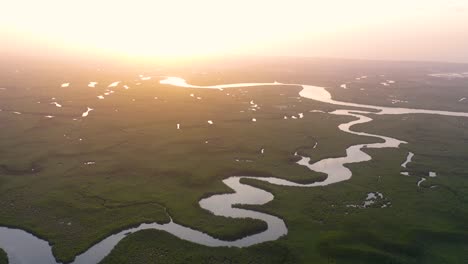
[
  {"x1": 101, "y1": 229, "x2": 293, "y2": 264},
  {"x1": 0, "y1": 249, "x2": 7, "y2": 264},
  {"x1": 1, "y1": 59, "x2": 467, "y2": 263},
  {"x1": 103, "y1": 112, "x2": 468, "y2": 263},
  {"x1": 0, "y1": 74, "x2": 369, "y2": 262}
]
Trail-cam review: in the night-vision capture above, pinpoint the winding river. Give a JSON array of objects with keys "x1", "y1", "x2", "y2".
[{"x1": 2, "y1": 77, "x2": 468, "y2": 264}]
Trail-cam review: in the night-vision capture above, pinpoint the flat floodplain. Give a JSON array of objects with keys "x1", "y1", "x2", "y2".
[{"x1": 0, "y1": 58, "x2": 467, "y2": 263}]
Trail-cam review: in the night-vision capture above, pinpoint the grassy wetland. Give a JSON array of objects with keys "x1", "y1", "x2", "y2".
[{"x1": 0, "y1": 58, "x2": 467, "y2": 263}]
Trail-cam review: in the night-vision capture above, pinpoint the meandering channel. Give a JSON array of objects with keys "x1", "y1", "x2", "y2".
[{"x1": 2, "y1": 77, "x2": 468, "y2": 264}]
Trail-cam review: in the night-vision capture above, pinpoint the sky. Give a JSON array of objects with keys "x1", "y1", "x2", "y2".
[{"x1": 1, "y1": 0, "x2": 468, "y2": 63}]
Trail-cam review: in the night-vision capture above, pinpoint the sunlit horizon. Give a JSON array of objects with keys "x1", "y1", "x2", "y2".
[{"x1": 2, "y1": 0, "x2": 468, "y2": 63}]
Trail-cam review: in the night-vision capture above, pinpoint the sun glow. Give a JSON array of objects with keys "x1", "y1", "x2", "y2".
[
  {"x1": 2, "y1": 0, "x2": 298, "y2": 58},
  {"x1": 1, "y1": 0, "x2": 468, "y2": 62}
]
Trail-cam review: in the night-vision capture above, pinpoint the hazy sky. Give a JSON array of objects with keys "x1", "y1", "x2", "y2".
[{"x1": 1, "y1": 0, "x2": 468, "y2": 62}]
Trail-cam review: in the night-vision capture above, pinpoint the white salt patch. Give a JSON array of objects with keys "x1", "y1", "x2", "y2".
[
  {"x1": 108, "y1": 81, "x2": 120, "y2": 88},
  {"x1": 207, "y1": 120, "x2": 213, "y2": 125},
  {"x1": 45, "y1": 115, "x2": 54, "y2": 119},
  {"x1": 283, "y1": 116, "x2": 288, "y2": 119},
  {"x1": 400, "y1": 172, "x2": 409, "y2": 176},
  {"x1": 104, "y1": 92, "x2": 110, "y2": 96},
  {"x1": 84, "y1": 161, "x2": 95, "y2": 165},
  {"x1": 363, "y1": 192, "x2": 385, "y2": 207},
  {"x1": 429, "y1": 72, "x2": 468, "y2": 78},
  {"x1": 82, "y1": 107, "x2": 93, "y2": 117},
  {"x1": 177, "y1": 124, "x2": 180, "y2": 129},
  {"x1": 391, "y1": 99, "x2": 408, "y2": 104},
  {"x1": 123, "y1": 85, "x2": 130, "y2": 90},
  {"x1": 310, "y1": 110, "x2": 325, "y2": 113},
  {"x1": 141, "y1": 76, "x2": 151, "y2": 81},
  {"x1": 260, "y1": 148, "x2": 265, "y2": 154},
  {"x1": 50, "y1": 102, "x2": 62, "y2": 108},
  {"x1": 61, "y1": 83, "x2": 70, "y2": 88},
  {"x1": 235, "y1": 158, "x2": 254, "y2": 162},
  {"x1": 340, "y1": 84, "x2": 347, "y2": 89},
  {"x1": 417, "y1": 178, "x2": 426, "y2": 187},
  {"x1": 97, "y1": 95, "x2": 104, "y2": 99},
  {"x1": 190, "y1": 94, "x2": 195, "y2": 97},
  {"x1": 252, "y1": 118, "x2": 257, "y2": 122},
  {"x1": 459, "y1": 97, "x2": 466, "y2": 102},
  {"x1": 348, "y1": 192, "x2": 387, "y2": 209},
  {"x1": 381, "y1": 82, "x2": 389, "y2": 86},
  {"x1": 429, "y1": 171, "x2": 437, "y2": 177},
  {"x1": 197, "y1": 97, "x2": 202, "y2": 100},
  {"x1": 291, "y1": 116, "x2": 297, "y2": 119},
  {"x1": 313, "y1": 142, "x2": 318, "y2": 149},
  {"x1": 13, "y1": 112, "x2": 21, "y2": 115},
  {"x1": 366, "y1": 193, "x2": 377, "y2": 200},
  {"x1": 401, "y1": 152, "x2": 414, "y2": 168},
  {"x1": 298, "y1": 113, "x2": 304, "y2": 118},
  {"x1": 88, "y1": 82, "x2": 98, "y2": 88}
]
